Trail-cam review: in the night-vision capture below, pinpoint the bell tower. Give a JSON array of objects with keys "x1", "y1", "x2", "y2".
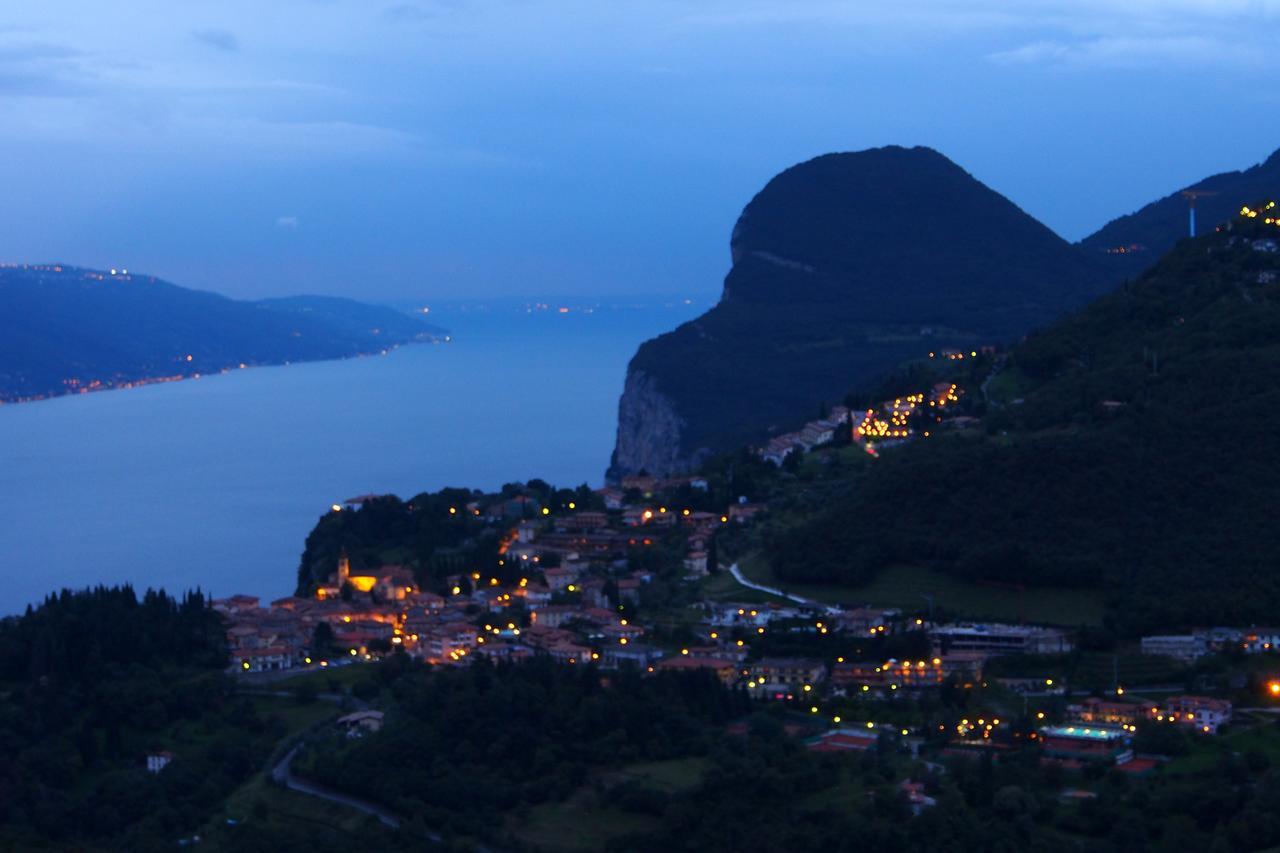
[{"x1": 337, "y1": 551, "x2": 351, "y2": 587}]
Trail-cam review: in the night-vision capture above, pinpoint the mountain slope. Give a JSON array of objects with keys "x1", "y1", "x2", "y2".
[
  {"x1": 766, "y1": 209, "x2": 1280, "y2": 633},
  {"x1": 0, "y1": 265, "x2": 444, "y2": 402},
  {"x1": 1081, "y1": 146, "x2": 1280, "y2": 279},
  {"x1": 609, "y1": 146, "x2": 1113, "y2": 479}
]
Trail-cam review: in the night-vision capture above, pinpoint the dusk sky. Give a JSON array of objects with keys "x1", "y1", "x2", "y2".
[{"x1": 2, "y1": 0, "x2": 1278, "y2": 302}]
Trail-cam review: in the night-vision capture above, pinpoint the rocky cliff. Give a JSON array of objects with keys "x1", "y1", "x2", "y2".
[
  {"x1": 608, "y1": 146, "x2": 1116, "y2": 480},
  {"x1": 609, "y1": 369, "x2": 699, "y2": 479}
]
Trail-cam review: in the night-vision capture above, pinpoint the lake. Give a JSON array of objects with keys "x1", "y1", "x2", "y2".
[{"x1": 0, "y1": 300, "x2": 700, "y2": 614}]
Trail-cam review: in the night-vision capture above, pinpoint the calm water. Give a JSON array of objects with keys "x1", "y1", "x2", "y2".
[{"x1": 0, "y1": 302, "x2": 700, "y2": 614}]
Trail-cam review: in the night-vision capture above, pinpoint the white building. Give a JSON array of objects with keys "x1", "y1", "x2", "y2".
[
  {"x1": 931, "y1": 623, "x2": 1072, "y2": 656},
  {"x1": 1163, "y1": 695, "x2": 1232, "y2": 733},
  {"x1": 1141, "y1": 634, "x2": 1209, "y2": 662}
]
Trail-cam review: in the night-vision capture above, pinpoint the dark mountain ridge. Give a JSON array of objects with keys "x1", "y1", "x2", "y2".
[
  {"x1": 1080, "y1": 146, "x2": 1280, "y2": 279},
  {"x1": 609, "y1": 146, "x2": 1114, "y2": 479},
  {"x1": 0, "y1": 264, "x2": 445, "y2": 403}
]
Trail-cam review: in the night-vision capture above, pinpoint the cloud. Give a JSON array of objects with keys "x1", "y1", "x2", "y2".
[
  {"x1": 0, "y1": 39, "x2": 95, "y2": 97},
  {"x1": 276, "y1": 215, "x2": 300, "y2": 228},
  {"x1": 191, "y1": 28, "x2": 240, "y2": 52},
  {"x1": 383, "y1": 1, "x2": 465, "y2": 23},
  {"x1": 987, "y1": 35, "x2": 1265, "y2": 68}
]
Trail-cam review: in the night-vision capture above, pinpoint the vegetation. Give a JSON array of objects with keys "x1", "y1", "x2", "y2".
[
  {"x1": 0, "y1": 265, "x2": 442, "y2": 402},
  {"x1": 0, "y1": 587, "x2": 295, "y2": 851},
  {"x1": 617, "y1": 145, "x2": 1115, "y2": 470},
  {"x1": 1081, "y1": 145, "x2": 1280, "y2": 279},
  {"x1": 221, "y1": 657, "x2": 1280, "y2": 852},
  {"x1": 294, "y1": 480, "x2": 600, "y2": 595},
  {"x1": 763, "y1": 214, "x2": 1280, "y2": 634},
  {"x1": 297, "y1": 656, "x2": 748, "y2": 844}
]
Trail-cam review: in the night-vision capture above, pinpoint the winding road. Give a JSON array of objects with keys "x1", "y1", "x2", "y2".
[
  {"x1": 728, "y1": 562, "x2": 841, "y2": 613},
  {"x1": 271, "y1": 744, "x2": 417, "y2": 833}
]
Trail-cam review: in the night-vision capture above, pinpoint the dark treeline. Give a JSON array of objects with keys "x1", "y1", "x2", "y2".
[
  {"x1": 0, "y1": 585, "x2": 227, "y2": 682},
  {"x1": 0, "y1": 586, "x2": 289, "y2": 851}
]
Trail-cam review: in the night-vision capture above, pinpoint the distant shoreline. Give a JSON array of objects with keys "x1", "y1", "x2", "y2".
[{"x1": 0, "y1": 336, "x2": 449, "y2": 409}]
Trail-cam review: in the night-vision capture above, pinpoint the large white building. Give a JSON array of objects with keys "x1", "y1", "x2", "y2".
[
  {"x1": 930, "y1": 622, "x2": 1072, "y2": 656},
  {"x1": 1141, "y1": 634, "x2": 1209, "y2": 662}
]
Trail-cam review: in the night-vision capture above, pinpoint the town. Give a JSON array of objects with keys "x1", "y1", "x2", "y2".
[{"x1": 213, "y1": 455, "x2": 1280, "y2": 789}]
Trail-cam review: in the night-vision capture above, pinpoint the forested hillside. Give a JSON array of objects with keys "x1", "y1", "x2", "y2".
[
  {"x1": 0, "y1": 265, "x2": 443, "y2": 402},
  {"x1": 766, "y1": 210, "x2": 1280, "y2": 634}
]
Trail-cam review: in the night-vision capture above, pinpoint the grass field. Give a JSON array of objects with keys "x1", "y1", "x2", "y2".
[
  {"x1": 1165, "y1": 717, "x2": 1280, "y2": 775},
  {"x1": 698, "y1": 570, "x2": 788, "y2": 604},
  {"x1": 515, "y1": 799, "x2": 656, "y2": 851},
  {"x1": 736, "y1": 554, "x2": 1107, "y2": 626},
  {"x1": 607, "y1": 757, "x2": 708, "y2": 793},
  {"x1": 508, "y1": 757, "x2": 709, "y2": 851}
]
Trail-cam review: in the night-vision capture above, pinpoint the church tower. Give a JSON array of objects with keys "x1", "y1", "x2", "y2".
[{"x1": 337, "y1": 551, "x2": 351, "y2": 587}]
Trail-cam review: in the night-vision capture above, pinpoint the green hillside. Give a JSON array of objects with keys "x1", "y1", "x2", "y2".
[{"x1": 765, "y1": 209, "x2": 1280, "y2": 634}]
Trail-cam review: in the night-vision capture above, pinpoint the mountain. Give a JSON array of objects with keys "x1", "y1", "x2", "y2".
[
  {"x1": 609, "y1": 146, "x2": 1114, "y2": 479},
  {"x1": 1081, "y1": 146, "x2": 1280, "y2": 279},
  {"x1": 0, "y1": 264, "x2": 446, "y2": 402},
  {"x1": 765, "y1": 209, "x2": 1280, "y2": 633}
]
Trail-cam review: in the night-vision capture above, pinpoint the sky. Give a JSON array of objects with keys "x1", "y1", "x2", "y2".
[{"x1": 1, "y1": 0, "x2": 1278, "y2": 302}]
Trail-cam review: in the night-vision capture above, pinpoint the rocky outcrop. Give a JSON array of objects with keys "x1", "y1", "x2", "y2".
[
  {"x1": 608, "y1": 145, "x2": 1120, "y2": 480},
  {"x1": 607, "y1": 369, "x2": 703, "y2": 481}
]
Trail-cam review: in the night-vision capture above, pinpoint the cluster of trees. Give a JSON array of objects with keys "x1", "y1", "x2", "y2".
[
  {"x1": 297, "y1": 657, "x2": 749, "y2": 843},
  {"x1": 0, "y1": 587, "x2": 299, "y2": 851},
  {"x1": 0, "y1": 585, "x2": 227, "y2": 682},
  {"x1": 764, "y1": 220, "x2": 1280, "y2": 634}
]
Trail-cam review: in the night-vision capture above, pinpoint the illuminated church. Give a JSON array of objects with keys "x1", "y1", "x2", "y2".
[{"x1": 315, "y1": 551, "x2": 416, "y2": 601}]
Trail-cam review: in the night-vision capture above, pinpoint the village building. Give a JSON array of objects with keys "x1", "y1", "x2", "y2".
[
  {"x1": 596, "y1": 487, "x2": 625, "y2": 509},
  {"x1": 900, "y1": 781, "x2": 938, "y2": 816},
  {"x1": 1069, "y1": 697, "x2": 1146, "y2": 727},
  {"x1": 1160, "y1": 695, "x2": 1232, "y2": 733},
  {"x1": 806, "y1": 729, "x2": 878, "y2": 753},
  {"x1": 336, "y1": 710, "x2": 384, "y2": 738},
  {"x1": 751, "y1": 657, "x2": 826, "y2": 688},
  {"x1": 212, "y1": 594, "x2": 261, "y2": 615},
  {"x1": 683, "y1": 550, "x2": 709, "y2": 577},
  {"x1": 931, "y1": 622, "x2": 1072, "y2": 656},
  {"x1": 656, "y1": 656, "x2": 739, "y2": 685},
  {"x1": 236, "y1": 646, "x2": 295, "y2": 673},
  {"x1": 1140, "y1": 634, "x2": 1208, "y2": 662}
]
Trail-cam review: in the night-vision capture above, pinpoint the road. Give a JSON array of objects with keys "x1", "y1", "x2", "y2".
[
  {"x1": 271, "y1": 745, "x2": 425, "y2": 835},
  {"x1": 727, "y1": 562, "x2": 841, "y2": 614}
]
